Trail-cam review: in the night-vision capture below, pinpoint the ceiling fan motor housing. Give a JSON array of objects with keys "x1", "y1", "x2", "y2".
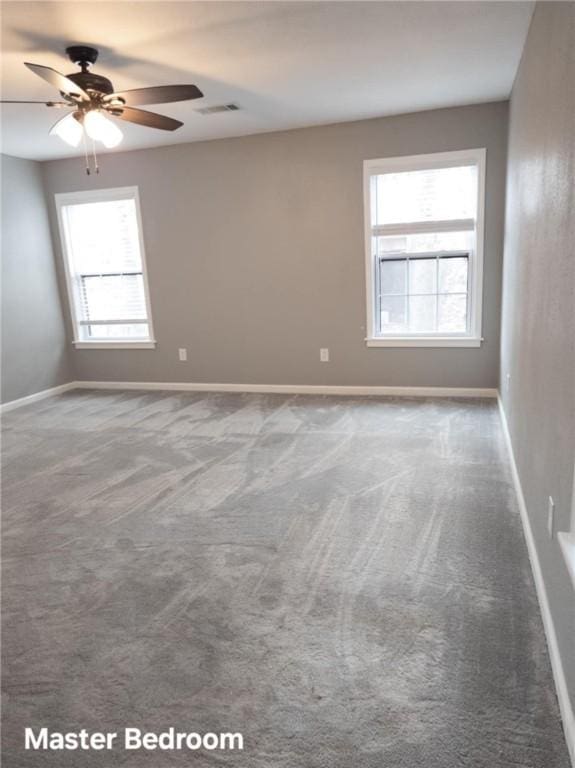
[
  {"x1": 64, "y1": 46, "x2": 114, "y2": 97},
  {"x1": 66, "y1": 71, "x2": 114, "y2": 96}
]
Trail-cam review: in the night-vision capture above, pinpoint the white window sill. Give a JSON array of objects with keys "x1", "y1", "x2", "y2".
[
  {"x1": 558, "y1": 532, "x2": 575, "y2": 591},
  {"x1": 366, "y1": 336, "x2": 482, "y2": 348},
  {"x1": 73, "y1": 341, "x2": 157, "y2": 350}
]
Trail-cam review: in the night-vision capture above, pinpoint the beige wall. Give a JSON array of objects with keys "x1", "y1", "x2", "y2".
[
  {"x1": 42, "y1": 101, "x2": 508, "y2": 388},
  {"x1": 500, "y1": 1, "x2": 575, "y2": 717},
  {"x1": 1, "y1": 155, "x2": 71, "y2": 403}
]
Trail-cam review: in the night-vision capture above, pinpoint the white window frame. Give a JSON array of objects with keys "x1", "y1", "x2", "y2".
[
  {"x1": 55, "y1": 186, "x2": 156, "y2": 349},
  {"x1": 363, "y1": 148, "x2": 486, "y2": 348},
  {"x1": 558, "y1": 460, "x2": 575, "y2": 590}
]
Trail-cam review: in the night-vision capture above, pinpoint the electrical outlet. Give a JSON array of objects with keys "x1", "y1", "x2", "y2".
[
  {"x1": 178, "y1": 348, "x2": 187, "y2": 362},
  {"x1": 320, "y1": 348, "x2": 329, "y2": 362},
  {"x1": 547, "y1": 496, "x2": 555, "y2": 539}
]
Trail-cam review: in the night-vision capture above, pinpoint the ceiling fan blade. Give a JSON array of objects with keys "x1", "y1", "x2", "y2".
[
  {"x1": 0, "y1": 100, "x2": 70, "y2": 106},
  {"x1": 24, "y1": 63, "x2": 89, "y2": 101},
  {"x1": 104, "y1": 84, "x2": 202, "y2": 107},
  {"x1": 106, "y1": 106, "x2": 183, "y2": 131}
]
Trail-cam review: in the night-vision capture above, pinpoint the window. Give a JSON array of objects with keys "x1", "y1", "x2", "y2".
[
  {"x1": 558, "y1": 463, "x2": 575, "y2": 590},
  {"x1": 364, "y1": 149, "x2": 486, "y2": 347},
  {"x1": 56, "y1": 187, "x2": 155, "y2": 348}
]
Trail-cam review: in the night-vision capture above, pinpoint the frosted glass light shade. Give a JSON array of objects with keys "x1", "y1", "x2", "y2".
[
  {"x1": 49, "y1": 113, "x2": 83, "y2": 147},
  {"x1": 84, "y1": 110, "x2": 123, "y2": 148}
]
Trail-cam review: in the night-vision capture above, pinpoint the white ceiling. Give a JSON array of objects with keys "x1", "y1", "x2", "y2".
[{"x1": 1, "y1": 1, "x2": 534, "y2": 161}]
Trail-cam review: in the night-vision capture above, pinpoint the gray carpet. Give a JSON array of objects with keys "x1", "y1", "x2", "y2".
[{"x1": 1, "y1": 390, "x2": 570, "y2": 767}]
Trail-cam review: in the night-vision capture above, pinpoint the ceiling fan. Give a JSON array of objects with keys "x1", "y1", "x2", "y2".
[{"x1": 1, "y1": 46, "x2": 203, "y2": 155}]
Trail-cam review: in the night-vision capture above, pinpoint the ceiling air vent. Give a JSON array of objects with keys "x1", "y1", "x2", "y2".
[{"x1": 195, "y1": 103, "x2": 240, "y2": 115}]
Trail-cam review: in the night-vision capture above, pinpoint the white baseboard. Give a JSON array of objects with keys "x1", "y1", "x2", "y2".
[
  {"x1": 0, "y1": 381, "x2": 76, "y2": 414},
  {"x1": 73, "y1": 380, "x2": 498, "y2": 398},
  {"x1": 498, "y1": 396, "x2": 575, "y2": 766},
  {"x1": 0, "y1": 380, "x2": 499, "y2": 413}
]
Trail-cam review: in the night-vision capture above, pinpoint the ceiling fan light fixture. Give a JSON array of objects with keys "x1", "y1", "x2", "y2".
[
  {"x1": 84, "y1": 109, "x2": 123, "y2": 148},
  {"x1": 49, "y1": 112, "x2": 83, "y2": 147}
]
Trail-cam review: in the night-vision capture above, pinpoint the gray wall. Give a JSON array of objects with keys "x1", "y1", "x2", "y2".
[
  {"x1": 1, "y1": 154, "x2": 71, "y2": 403},
  {"x1": 500, "y1": 1, "x2": 575, "y2": 713},
  {"x1": 42, "y1": 101, "x2": 508, "y2": 388}
]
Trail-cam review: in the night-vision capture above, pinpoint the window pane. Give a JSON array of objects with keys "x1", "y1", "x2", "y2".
[
  {"x1": 79, "y1": 274, "x2": 147, "y2": 322},
  {"x1": 439, "y1": 257, "x2": 468, "y2": 294},
  {"x1": 438, "y1": 295, "x2": 467, "y2": 332},
  {"x1": 381, "y1": 295, "x2": 407, "y2": 332},
  {"x1": 374, "y1": 165, "x2": 477, "y2": 225},
  {"x1": 378, "y1": 235, "x2": 408, "y2": 254},
  {"x1": 409, "y1": 295, "x2": 436, "y2": 333},
  {"x1": 81, "y1": 323, "x2": 149, "y2": 340},
  {"x1": 380, "y1": 260, "x2": 406, "y2": 295},
  {"x1": 64, "y1": 199, "x2": 142, "y2": 275},
  {"x1": 409, "y1": 259, "x2": 436, "y2": 295},
  {"x1": 378, "y1": 231, "x2": 473, "y2": 255}
]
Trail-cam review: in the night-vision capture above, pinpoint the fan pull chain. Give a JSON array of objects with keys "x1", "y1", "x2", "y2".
[
  {"x1": 82, "y1": 131, "x2": 90, "y2": 175},
  {"x1": 91, "y1": 138, "x2": 99, "y2": 174}
]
